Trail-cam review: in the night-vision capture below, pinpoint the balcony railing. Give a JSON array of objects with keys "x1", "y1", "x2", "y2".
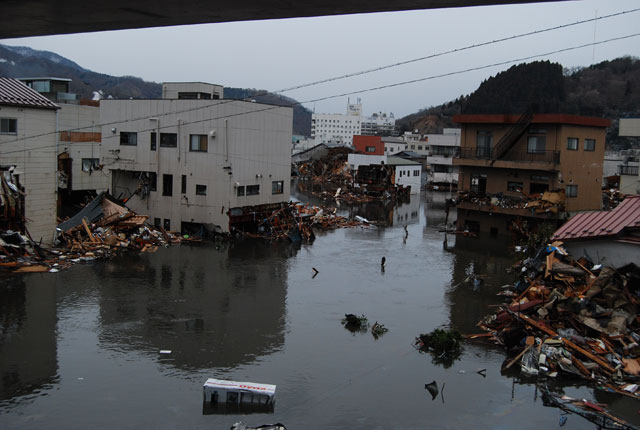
[
  {"x1": 619, "y1": 165, "x2": 639, "y2": 176},
  {"x1": 457, "y1": 147, "x2": 560, "y2": 164}
]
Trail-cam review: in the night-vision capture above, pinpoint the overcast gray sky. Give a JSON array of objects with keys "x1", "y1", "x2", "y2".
[{"x1": 2, "y1": 0, "x2": 639, "y2": 118}]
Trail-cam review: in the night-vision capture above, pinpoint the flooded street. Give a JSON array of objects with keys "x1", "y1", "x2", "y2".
[{"x1": 1, "y1": 191, "x2": 637, "y2": 430}]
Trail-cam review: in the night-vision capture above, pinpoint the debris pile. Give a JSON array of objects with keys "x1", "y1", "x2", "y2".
[
  {"x1": 0, "y1": 192, "x2": 180, "y2": 273},
  {"x1": 472, "y1": 242, "x2": 640, "y2": 399},
  {"x1": 342, "y1": 314, "x2": 369, "y2": 333},
  {"x1": 456, "y1": 189, "x2": 566, "y2": 216},
  {"x1": 602, "y1": 188, "x2": 627, "y2": 210},
  {"x1": 243, "y1": 202, "x2": 374, "y2": 242}
]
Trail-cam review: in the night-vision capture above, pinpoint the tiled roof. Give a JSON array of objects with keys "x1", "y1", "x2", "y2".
[
  {"x1": 551, "y1": 196, "x2": 640, "y2": 241},
  {"x1": 0, "y1": 77, "x2": 59, "y2": 110}
]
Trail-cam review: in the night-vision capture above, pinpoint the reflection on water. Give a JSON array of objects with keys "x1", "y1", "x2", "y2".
[
  {"x1": 0, "y1": 276, "x2": 58, "y2": 403},
  {"x1": 0, "y1": 191, "x2": 638, "y2": 429},
  {"x1": 95, "y1": 241, "x2": 294, "y2": 370}
]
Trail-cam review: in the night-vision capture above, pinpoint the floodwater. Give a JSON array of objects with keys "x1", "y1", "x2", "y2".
[{"x1": 0, "y1": 191, "x2": 637, "y2": 430}]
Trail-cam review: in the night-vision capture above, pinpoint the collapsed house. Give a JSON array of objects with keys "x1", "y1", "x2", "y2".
[{"x1": 471, "y1": 240, "x2": 640, "y2": 427}]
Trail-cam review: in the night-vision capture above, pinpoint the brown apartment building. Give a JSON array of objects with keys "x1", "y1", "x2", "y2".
[{"x1": 452, "y1": 113, "x2": 610, "y2": 236}]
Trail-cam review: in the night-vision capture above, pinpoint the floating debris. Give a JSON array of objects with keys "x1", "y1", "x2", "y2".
[
  {"x1": 415, "y1": 328, "x2": 464, "y2": 368},
  {"x1": 371, "y1": 321, "x2": 389, "y2": 339},
  {"x1": 342, "y1": 314, "x2": 369, "y2": 333}
]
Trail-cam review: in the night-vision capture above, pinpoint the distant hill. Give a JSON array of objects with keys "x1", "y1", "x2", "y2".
[
  {"x1": 0, "y1": 43, "x2": 311, "y2": 136},
  {"x1": 397, "y1": 57, "x2": 640, "y2": 149}
]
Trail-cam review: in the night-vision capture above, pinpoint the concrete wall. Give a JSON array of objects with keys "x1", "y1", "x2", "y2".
[
  {"x1": 0, "y1": 105, "x2": 57, "y2": 242},
  {"x1": 101, "y1": 99, "x2": 292, "y2": 233},
  {"x1": 58, "y1": 104, "x2": 110, "y2": 192},
  {"x1": 566, "y1": 240, "x2": 640, "y2": 268},
  {"x1": 311, "y1": 113, "x2": 360, "y2": 145}
]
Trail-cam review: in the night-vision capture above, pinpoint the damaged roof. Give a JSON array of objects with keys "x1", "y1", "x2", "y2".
[
  {"x1": 551, "y1": 195, "x2": 640, "y2": 242},
  {"x1": 0, "y1": 77, "x2": 59, "y2": 110}
]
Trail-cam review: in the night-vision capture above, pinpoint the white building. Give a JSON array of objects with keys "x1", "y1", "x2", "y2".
[
  {"x1": 101, "y1": 82, "x2": 293, "y2": 234},
  {"x1": 617, "y1": 118, "x2": 640, "y2": 195},
  {"x1": 0, "y1": 78, "x2": 58, "y2": 242},
  {"x1": 425, "y1": 128, "x2": 461, "y2": 186},
  {"x1": 402, "y1": 131, "x2": 429, "y2": 155},
  {"x1": 382, "y1": 136, "x2": 405, "y2": 155},
  {"x1": 361, "y1": 111, "x2": 397, "y2": 136},
  {"x1": 311, "y1": 109, "x2": 360, "y2": 145}
]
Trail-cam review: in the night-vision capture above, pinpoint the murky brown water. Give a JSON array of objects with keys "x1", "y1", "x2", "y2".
[{"x1": 0, "y1": 191, "x2": 637, "y2": 429}]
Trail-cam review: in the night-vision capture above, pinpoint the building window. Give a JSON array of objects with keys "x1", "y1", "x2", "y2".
[
  {"x1": 527, "y1": 136, "x2": 546, "y2": 154},
  {"x1": 507, "y1": 181, "x2": 524, "y2": 192},
  {"x1": 154, "y1": 218, "x2": 161, "y2": 228},
  {"x1": 150, "y1": 132, "x2": 157, "y2": 150},
  {"x1": 365, "y1": 146, "x2": 376, "y2": 153},
  {"x1": 162, "y1": 174, "x2": 173, "y2": 196},
  {"x1": 566, "y1": 184, "x2": 578, "y2": 197},
  {"x1": 584, "y1": 139, "x2": 595, "y2": 151},
  {"x1": 181, "y1": 175, "x2": 186, "y2": 194},
  {"x1": 418, "y1": 145, "x2": 423, "y2": 150},
  {"x1": 237, "y1": 186, "x2": 245, "y2": 196},
  {"x1": 195, "y1": 184, "x2": 207, "y2": 196},
  {"x1": 476, "y1": 131, "x2": 492, "y2": 157},
  {"x1": 413, "y1": 170, "x2": 420, "y2": 177},
  {"x1": 120, "y1": 132, "x2": 137, "y2": 146},
  {"x1": 189, "y1": 134, "x2": 208, "y2": 152},
  {"x1": 81, "y1": 158, "x2": 100, "y2": 172},
  {"x1": 163, "y1": 219, "x2": 171, "y2": 230},
  {"x1": 272, "y1": 180, "x2": 284, "y2": 195},
  {"x1": 567, "y1": 137, "x2": 578, "y2": 150},
  {"x1": 0, "y1": 118, "x2": 17, "y2": 134},
  {"x1": 246, "y1": 185, "x2": 260, "y2": 196},
  {"x1": 160, "y1": 133, "x2": 177, "y2": 148},
  {"x1": 147, "y1": 172, "x2": 157, "y2": 191}
]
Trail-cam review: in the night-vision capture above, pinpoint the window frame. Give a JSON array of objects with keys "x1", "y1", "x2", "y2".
[
  {"x1": 159, "y1": 133, "x2": 178, "y2": 148},
  {"x1": 527, "y1": 135, "x2": 546, "y2": 154},
  {"x1": 189, "y1": 134, "x2": 208, "y2": 152},
  {"x1": 120, "y1": 131, "x2": 137, "y2": 146},
  {"x1": 584, "y1": 139, "x2": 596, "y2": 152},
  {"x1": 476, "y1": 131, "x2": 493, "y2": 157},
  {"x1": 81, "y1": 158, "x2": 100, "y2": 172},
  {"x1": 566, "y1": 184, "x2": 578, "y2": 198},
  {"x1": 246, "y1": 185, "x2": 260, "y2": 196},
  {"x1": 195, "y1": 184, "x2": 207, "y2": 196},
  {"x1": 150, "y1": 132, "x2": 157, "y2": 150},
  {"x1": 271, "y1": 180, "x2": 284, "y2": 195},
  {"x1": 162, "y1": 174, "x2": 173, "y2": 196},
  {"x1": 237, "y1": 185, "x2": 245, "y2": 197},
  {"x1": 0, "y1": 118, "x2": 17, "y2": 134},
  {"x1": 567, "y1": 137, "x2": 578, "y2": 151}
]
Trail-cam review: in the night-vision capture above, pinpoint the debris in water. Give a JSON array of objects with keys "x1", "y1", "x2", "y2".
[
  {"x1": 342, "y1": 314, "x2": 369, "y2": 333},
  {"x1": 415, "y1": 328, "x2": 464, "y2": 368},
  {"x1": 371, "y1": 321, "x2": 389, "y2": 339},
  {"x1": 425, "y1": 380, "x2": 439, "y2": 400}
]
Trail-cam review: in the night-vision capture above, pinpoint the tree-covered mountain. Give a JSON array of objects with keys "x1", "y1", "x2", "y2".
[
  {"x1": 0, "y1": 43, "x2": 311, "y2": 136},
  {"x1": 397, "y1": 57, "x2": 640, "y2": 148}
]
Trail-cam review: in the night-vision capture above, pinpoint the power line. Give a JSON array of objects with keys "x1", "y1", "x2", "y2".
[
  {"x1": 1, "y1": 31, "x2": 638, "y2": 159},
  {"x1": 273, "y1": 7, "x2": 640, "y2": 94},
  {"x1": 1, "y1": 7, "x2": 638, "y2": 148}
]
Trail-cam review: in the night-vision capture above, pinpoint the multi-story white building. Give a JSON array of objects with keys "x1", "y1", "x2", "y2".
[
  {"x1": 361, "y1": 111, "x2": 397, "y2": 136},
  {"x1": 311, "y1": 107, "x2": 361, "y2": 145},
  {"x1": 0, "y1": 78, "x2": 58, "y2": 242},
  {"x1": 101, "y1": 82, "x2": 293, "y2": 234},
  {"x1": 425, "y1": 128, "x2": 461, "y2": 186}
]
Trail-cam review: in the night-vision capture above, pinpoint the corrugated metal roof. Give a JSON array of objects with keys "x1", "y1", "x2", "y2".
[
  {"x1": 0, "y1": 78, "x2": 59, "y2": 110},
  {"x1": 552, "y1": 196, "x2": 640, "y2": 241}
]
